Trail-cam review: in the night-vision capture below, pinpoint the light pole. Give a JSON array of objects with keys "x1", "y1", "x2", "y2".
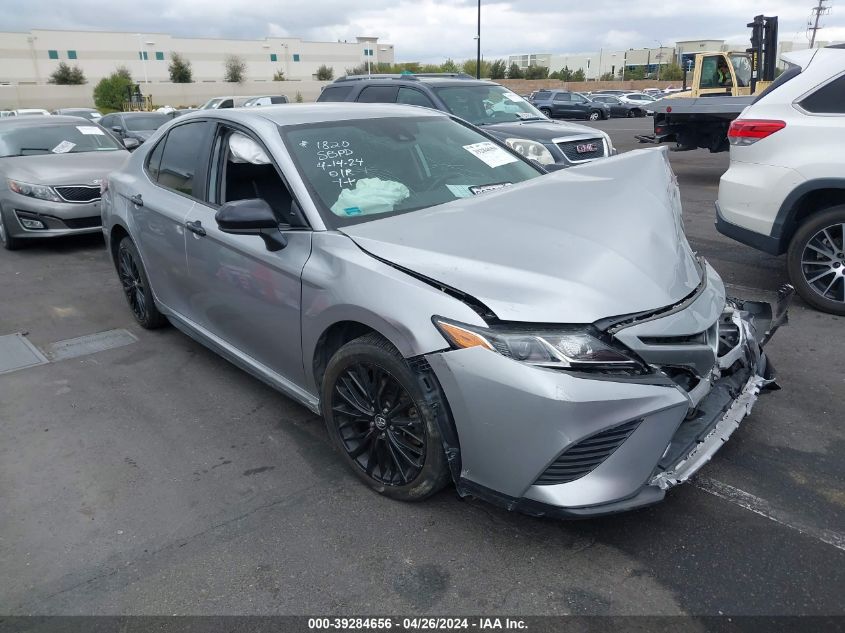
[
  {"x1": 476, "y1": 0, "x2": 481, "y2": 79},
  {"x1": 654, "y1": 39, "x2": 663, "y2": 82}
]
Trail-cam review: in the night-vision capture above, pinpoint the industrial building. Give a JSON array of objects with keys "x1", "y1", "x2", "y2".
[
  {"x1": 0, "y1": 29, "x2": 395, "y2": 85},
  {"x1": 508, "y1": 39, "x2": 840, "y2": 80}
]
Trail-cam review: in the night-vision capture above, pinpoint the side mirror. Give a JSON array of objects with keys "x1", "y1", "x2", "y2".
[
  {"x1": 112, "y1": 125, "x2": 124, "y2": 136},
  {"x1": 123, "y1": 137, "x2": 140, "y2": 150},
  {"x1": 215, "y1": 198, "x2": 287, "y2": 251}
]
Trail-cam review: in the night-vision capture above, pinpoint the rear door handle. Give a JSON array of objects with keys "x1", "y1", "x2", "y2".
[
  {"x1": 129, "y1": 193, "x2": 143, "y2": 207},
  {"x1": 185, "y1": 220, "x2": 206, "y2": 237}
]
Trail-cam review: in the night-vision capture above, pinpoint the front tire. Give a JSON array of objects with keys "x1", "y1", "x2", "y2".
[
  {"x1": 539, "y1": 107, "x2": 552, "y2": 118},
  {"x1": 322, "y1": 333, "x2": 450, "y2": 501},
  {"x1": 787, "y1": 205, "x2": 845, "y2": 315},
  {"x1": 116, "y1": 237, "x2": 167, "y2": 328},
  {"x1": 0, "y1": 209, "x2": 22, "y2": 251},
  {"x1": 588, "y1": 110, "x2": 601, "y2": 121}
]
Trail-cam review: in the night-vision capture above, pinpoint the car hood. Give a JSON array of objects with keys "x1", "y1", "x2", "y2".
[
  {"x1": 482, "y1": 119, "x2": 603, "y2": 142},
  {"x1": 0, "y1": 151, "x2": 129, "y2": 186},
  {"x1": 340, "y1": 147, "x2": 700, "y2": 324}
]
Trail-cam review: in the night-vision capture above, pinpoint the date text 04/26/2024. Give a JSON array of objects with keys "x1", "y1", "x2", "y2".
[{"x1": 307, "y1": 617, "x2": 528, "y2": 630}]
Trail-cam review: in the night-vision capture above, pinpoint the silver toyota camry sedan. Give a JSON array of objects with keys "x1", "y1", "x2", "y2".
[{"x1": 101, "y1": 103, "x2": 790, "y2": 517}]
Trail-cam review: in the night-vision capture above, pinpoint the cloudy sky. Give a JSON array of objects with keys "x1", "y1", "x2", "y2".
[{"x1": 5, "y1": 0, "x2": 843, "y2": 62}]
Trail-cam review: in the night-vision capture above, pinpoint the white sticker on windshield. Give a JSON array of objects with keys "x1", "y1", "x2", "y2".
[
  {"x1": 446, "y1": 184, "x2": 474, "y2": 198},
  {"x1": 502, "y1": 92, "x2": 523, "y2": 102},
  {"x1": 51, "y1": 140, "x2": 76, "y2": 154},
  {"x1": 77, "y1": 125, "x2": 104, "y2": 135},
  {"x1": 462, "y1": 142, "x2": 518, "y2": 168}
]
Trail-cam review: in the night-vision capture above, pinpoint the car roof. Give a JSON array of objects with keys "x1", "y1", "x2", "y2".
[
  {"x1": 181, "y1": 103, "x2": 447, "y2": 127},
  {"x1": 0, "y1": 115, "x2": 94, "y2": 128},
  {"x1": 332, "y1": 76, "x2": 500, "y2": 88},
  {"x1": 57, "y1": 108, "x2": 97, "y2": 112},
  {"x1": 117, "y1": 111, "x2": 169, "y2": 117}
]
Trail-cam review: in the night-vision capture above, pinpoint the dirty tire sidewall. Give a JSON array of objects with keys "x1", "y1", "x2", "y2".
[
  {"x1": 321, "y1": 333, "x2": 451, "y2": 501},
  {"x1": 540, "y1": 108, "x2": 552, "y2": 118},
  {"x1": 0, "y1": 208, "x2": 21, "y2": 251},
  {"x1": 117, "y1": 237, "x2": 168, "y2": 329},
  {"x1": 787, "y1": 205, "x2": 845, "y2": 316}
]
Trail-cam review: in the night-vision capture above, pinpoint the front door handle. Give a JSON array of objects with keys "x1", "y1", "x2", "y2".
[
  {"x1": 129, "y1": 193, "x2": 143, "y2": 207},
  {"x1": 185, "y1": 220, "x2": 206, "y2": 237}
]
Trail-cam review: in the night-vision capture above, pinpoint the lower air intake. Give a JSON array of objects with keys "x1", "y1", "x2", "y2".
[{"x1": 534, "y1": 419, "x2": 642, "y2": 485}]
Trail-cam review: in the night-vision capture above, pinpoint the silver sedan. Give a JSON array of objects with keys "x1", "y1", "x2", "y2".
[
  {"x1": 0, "y1": 116, "x2": 129, "y2": 250},
  {"x1": 101, "y1": 103, "x2": 789, "y2": 517}
]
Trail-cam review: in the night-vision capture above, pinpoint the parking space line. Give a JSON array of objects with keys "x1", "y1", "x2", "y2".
[{"x1": 694, "y1": 477, "x2": 845, "y2": 552}]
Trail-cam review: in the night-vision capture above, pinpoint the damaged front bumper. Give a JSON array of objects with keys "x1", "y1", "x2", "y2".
[{"x1": 426, "y1": 279, "x2": 793, "y2": 518}]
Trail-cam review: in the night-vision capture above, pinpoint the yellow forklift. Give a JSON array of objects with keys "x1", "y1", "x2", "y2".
[{"x1": 641, "y1": 15, "x2": 779, "y2": 151}]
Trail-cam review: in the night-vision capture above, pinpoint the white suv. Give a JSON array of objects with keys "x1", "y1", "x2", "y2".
[{"x1": 717, "y1": 45, "x2": 845, "y2": 315}]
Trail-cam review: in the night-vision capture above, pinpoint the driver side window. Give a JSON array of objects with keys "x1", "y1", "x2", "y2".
[{"x1": 209, "y1": 126, "x2": 305, "y2": 227}]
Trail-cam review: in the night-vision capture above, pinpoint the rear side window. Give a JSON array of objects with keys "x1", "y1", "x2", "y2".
[
  {"x1": 799, "y1": 74, "x2": 845, "y2": 114},
  {"x1": 318, "y1": 85, "x2": 354, "y2": 102},
  {"x1": 534, "y1": 90, "x2": 552, "y2": 100},
  {"x1": 553, "y1": 93, "x2": 570, "y2": 102},
  {"x1": 397, "y1": 87, "x2": 435, "y2": 108},
  {"x1": 357, "y1": 86, "x2": 399, "y2": 103},
  {"x1": 156, "y1": 121, "x2": 214, "y2": 197}
]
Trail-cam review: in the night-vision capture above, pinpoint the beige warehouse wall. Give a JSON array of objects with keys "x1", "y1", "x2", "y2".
[{"x1": 0, "y1": 80, "x2": 331, "y2": 109}]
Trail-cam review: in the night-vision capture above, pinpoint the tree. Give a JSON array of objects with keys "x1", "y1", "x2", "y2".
[
  {"x1": 440, "y1": 58, "x2": 459, "y2": 73},
  {"x1": 624, "y1": 65, "x2": 647, "y2": 80},
  {"x1": 462, "y1": 58, "x2": 491, "y2": 78},
  {"x1": 524, "y1": 65, "x2": 549, "y2": 80},
  {"x1": 660, "y1": 63, "x2": 683, "y2": 81},
  {"x1": 272, "y1": 69, "x2": 286, "y2": 81},
  {"x1": 295, "y1": 91, "x2": 303, "y2": 103},
  {"x1": 168, "y1": 53, "x2": 193, "y2": 83},
  {"x1": 93, "y1": 67, "x2": 133, "y2": 111},
  {"x1": 556, "y1": 66, "x2": 573, "y2": 81},
  {"x1": 571, "y1": 69, "x2": 586, "y2": 82},
  {"x1": 316, "y1": 64, "x2": 334, "y2": 80},
  {"x1": 599, "y1": 72, "x2": 615, "y2": 81},
  {"x1": 489, "y1": 59, "x2": 507, "y2": 79},
  {"x1": 49, "y1": 62, "x2": 86, "y2": 85},
  {"x1": 507, "y1": 63, "x2": 523, "y2": 79},
  {"x1": 224, "y1": 55, "x2": 246, "y2": 83}
]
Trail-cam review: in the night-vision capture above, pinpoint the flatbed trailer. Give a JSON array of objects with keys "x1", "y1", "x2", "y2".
[{"x1": 637, "y1": 96, "x2": 756, "y2": 152}]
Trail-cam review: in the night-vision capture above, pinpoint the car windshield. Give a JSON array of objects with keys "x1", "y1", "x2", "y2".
[
  {"x1": 282, "y1": 115, "x2": 542, "y2": 228},
  {"x1": 124, "y1": 114, "x2": 169, "y2": 131},
  {"x1": 433, "y1": 85, "x2": 545, "y2": 125},
  {"x1": 0, "y1": 123, "x2": 124, "y2": 157}
]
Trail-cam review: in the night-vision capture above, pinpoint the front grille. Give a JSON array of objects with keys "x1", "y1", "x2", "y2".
[
  {"x1": 534, "y1": 419, "x2": 641, "y2": 485},
  {"x1": 62, "y1": 216, "x2": 101, "y2": 229},
  {"x1": 55, "y1": 185, "x2": 101, "y2": 203},
  {"x1": 557, "y1": 138, "x2": 605, "y2": 162}
]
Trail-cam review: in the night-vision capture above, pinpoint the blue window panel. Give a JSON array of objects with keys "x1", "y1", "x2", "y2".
[
  {"x1": 270, "y1": 53, "x2": 278, "y2": 62},
  {"x1": 67, "y1": 50, "x2": 77, "y2": 60},
  {"x1": 138, "y1": 51, "x2": 148, "y2": 60},
  {"x1": 293, "y1": 54, "x2": 300, "y2": 62},
  {"x1": 48, "y1": 50, "x2": 59, "y2": 60},
  {"x1": 155, "y1": 51, "x2": 164, "y2": 61}
]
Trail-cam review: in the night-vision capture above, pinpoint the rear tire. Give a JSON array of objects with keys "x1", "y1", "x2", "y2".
[
  {"x1": 116, "y1": 237, "x2": 167, "y2": 328},
  {"x1": 321, "y1": 333, "x2": 451, "y2": 501},
  {"x1": 0, "y1": 209, "x2": 22, "y2": 251},
  {"x1": 787, "y1": 205, "x2": 845, "y2": 315}
]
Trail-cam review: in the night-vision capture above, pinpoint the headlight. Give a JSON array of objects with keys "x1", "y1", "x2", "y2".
[
  {"x1": 433, "y1": 317, "x2": 643, "y2": 371},
  {"x1": 504, "y1": 138, "x2": 555, "y2": 165},
  {"x1": 8, "y1": 179, "x2": 61, "y2": 202}
]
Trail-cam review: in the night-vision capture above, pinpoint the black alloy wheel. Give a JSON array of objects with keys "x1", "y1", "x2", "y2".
[
  {"x1": 322, "y1": 333, "x2": 451, "y2": 501},
  {"x1": 116, "y1": 237, "x2": 167, "y2": 328},
  {"x1": 331, "y1": 362, "x2": 425, "y2": 486}
]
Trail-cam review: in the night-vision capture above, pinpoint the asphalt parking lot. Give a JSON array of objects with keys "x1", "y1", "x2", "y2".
[{"x1": 1, "y1": 116, "x2": 843, "y2": 617}]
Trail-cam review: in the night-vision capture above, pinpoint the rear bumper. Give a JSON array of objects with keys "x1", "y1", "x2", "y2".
[
  {"x1": 427, "y1": 281, "x2": 791, "y2": 518},
  {"x1": 715, "y1": 201, "x2": 782, "y2": 256}
]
